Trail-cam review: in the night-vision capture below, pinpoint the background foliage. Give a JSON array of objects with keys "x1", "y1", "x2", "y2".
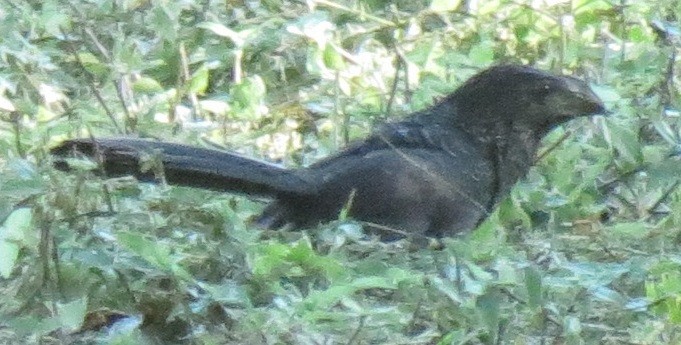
[{"x1": 1, "y1": 0, "x2": 681, "y2": 344}]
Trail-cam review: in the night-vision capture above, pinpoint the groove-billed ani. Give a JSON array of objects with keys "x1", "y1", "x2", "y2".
[{"x1": 51, "y1": 65, "x2": 606, "y2": 240}]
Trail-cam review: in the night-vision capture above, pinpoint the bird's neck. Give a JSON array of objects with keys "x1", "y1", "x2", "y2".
[{"x1": 454, "y1": 119, "x2": 543, "y2": 203}]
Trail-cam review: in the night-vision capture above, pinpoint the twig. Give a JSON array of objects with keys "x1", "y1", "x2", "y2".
[
  {"x1": 645, "y1": 179, "x2": 680, "y2": 219},
  {"x1": 10, "y1": 111, "x2": 25, "y2": 158},
  {"x1": 60, "y1": 28, "x2": 124, "y2": 133},
  {"x1": 346, "y1": 315, "x2": 365, "y2": 345},
  {"x1": 535, "y1": 130, "x2": 571, "y2": 162},
  {"x1": 179, "y1": 42, "x2": 202, "y2": 121},
  {"x1": 386, "y1": 46, "x2": 405, "y2": 115},
  {"x1": 88, "y1": 134, "x2": 118, "y2": 213},
  {"x1": 80, "y1": 26, "x2": 134, "y2": 132},
  {"x1": 313, "y1": 0, "x2": 396, "y2": 27}
]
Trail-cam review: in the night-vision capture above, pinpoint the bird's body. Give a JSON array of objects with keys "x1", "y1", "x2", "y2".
[{"x1": 52, "y1": 65, "x2": 606, "y2": 239}]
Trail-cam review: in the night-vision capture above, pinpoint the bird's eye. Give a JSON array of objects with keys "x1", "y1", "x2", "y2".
[{"x1": 535, "y1": 84, "x2": 552, "y2": 98}]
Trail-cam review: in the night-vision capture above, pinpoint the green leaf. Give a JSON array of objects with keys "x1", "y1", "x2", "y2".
[
  {"x1": 477, "y1": 290, "x2": 501, "y2": 338},
  {"x1": 645, "y1": 158, "x2": 681, "y2": 189},
  {"x1": 199, "y1": 22, "x2": 245, "y2": 46},
  {"x1": 2, "y1": 208, "x2": 33, "y2": 239},
  {"x1": 645, "y1": 271, "x2": 681, "y2": 322},
  {"x1": 4, "y1": 315, "x2": 61, "y2": 337},
  {"x1": 605, "y1": 222, "x2": 649, "y2": 240},
  {"x1": 58, "y1": 297, "x2": 88, "y2": 331},
  {"x1": 231, "y1": 75, "x2": 267, "y2": 118},
  {"x1": 40, "y1": 0, "x2": 71, "y2": 36},
  {"x1": 474, "y1": 0, "x2": 501, "y2": 15},
  {"x1": 0, "y1": 241, "x2": 19, "y2": 278},
  {"x1": 76, "y1": 52, "x2": 109, "y2": 77},
  {"x1": 431, "y1": 276, "x2": 462, "y2": 304},
  {"x1": 190, "y1": 66, "x2": 209, "y2": 95},
  {"x1": 201, "y1": 280, "x2": 251, "y2": 307},
  {"x1": 150, "y1": 5, "x2": 178, "y2": 42},
  {"x1": 429, "y1": 0, "x2": 462, "y2": 12},
  {"x1": 286, "y1": 12, "x2": 333, "y2": 45},
  {"x1": 0, "y1": 94, "x2": 15, "y2": 111},
  {"x1": 563, "y1": 316, "x2": 582, "y2": 340},
  {"x1": 0, "y1": 208, "x2": 34, "y2": 278},
  {"x1": 573, "y1": 0, "x2": 612, "y2": 14},
  {"x1": 116, "y1": 232, "x2": 173, "y2": 271},
  {"x1": 497, "y1": 196, "x2": 532, "y2": 229},
  {"x1": 601, "y1": 118, "x2": 642, "y2": 165},
  {"x1": 468, "y1": 41, "x2": 494, "y2": 65},
  {"x1": 590, "y1": 84, "x2": 621, "y2": 103},
  {"x1": 252, "y1": 242, "x2": 291, "y2": 277},
  {"x1": 132, "y1": 77, "x2": 164, "y2": 94},
  {"x1": 303, "y1": 284, "x2": 356, "y2": 310},
  {"x1": 561, "y1": 262, "x2": 629, "y2": 287},
  {"x1": 525, "y1": 266, "x2": 542, "y2": 309},
  {"x1": 589, "y1": 286, "x2": 625, "y2": 305},
  {"x1": 323, "y1": 44, "x2": 345, "y2": 71}
]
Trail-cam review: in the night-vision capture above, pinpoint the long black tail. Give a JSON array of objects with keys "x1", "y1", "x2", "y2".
[{"x1": 51, "y1": 138, "x2": 316, "y2": 197}]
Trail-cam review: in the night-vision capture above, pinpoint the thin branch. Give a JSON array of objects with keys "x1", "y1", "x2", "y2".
[
  {"x1": 535, "y1": 130, "x2": 571, "y2": 162},
  {"x1": 345, "y1": 315, "x2": 365, "y2": 345},
  {"x1": 60, "y1": 29, "x2": 124, "y2": 133},
  {"x1": 179, "y1": 42, "x2": 202, "y2": 121},
  {"x1": 313, "y1": 0, "x2": 397, "y2": 27},
  {"x1": 645, "y1": 180, "x2": 680, "y2": 219}
]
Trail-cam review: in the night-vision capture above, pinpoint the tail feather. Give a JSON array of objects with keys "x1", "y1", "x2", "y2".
[{"x1": 51, "y1": 138, "x2": 316, "y2": 197}]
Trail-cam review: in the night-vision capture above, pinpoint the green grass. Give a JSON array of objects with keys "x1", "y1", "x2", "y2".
[{"x1": 1, "y1": 0, "x2": 681, "y2": 343}]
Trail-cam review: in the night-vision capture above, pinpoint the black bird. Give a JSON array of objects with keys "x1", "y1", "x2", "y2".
[{"x1": 51, "y1": 65, "x2": 606, "y2": 240}]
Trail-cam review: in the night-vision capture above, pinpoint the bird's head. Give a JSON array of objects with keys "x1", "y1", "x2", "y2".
[{"x1": 449, "y1": 65, "x2": 606, "y2": 134}]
